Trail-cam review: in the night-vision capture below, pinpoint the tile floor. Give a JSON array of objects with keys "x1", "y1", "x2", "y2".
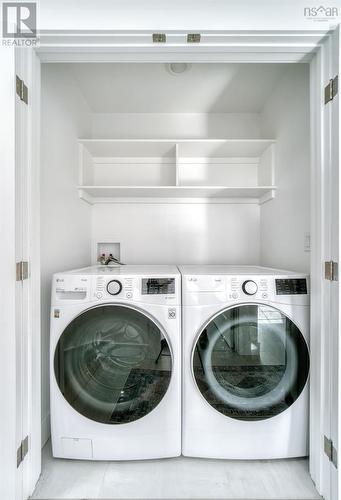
[{"x1": 31, "y1": 441, "x2": 321, "y2": 500}]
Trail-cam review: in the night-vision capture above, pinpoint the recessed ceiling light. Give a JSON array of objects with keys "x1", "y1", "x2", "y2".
[{"x1": 166, "y1": 63, "x2": 191, "y2": 76}]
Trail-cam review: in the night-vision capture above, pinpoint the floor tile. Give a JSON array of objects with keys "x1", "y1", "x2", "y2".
[
  {"x1": 31, "y1": 442, "x2": 107, "y2": 499},
  {"x1": 31, "y1": 441, "x2": 321, "y2": 500}
]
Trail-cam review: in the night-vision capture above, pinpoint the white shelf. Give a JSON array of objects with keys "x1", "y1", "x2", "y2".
[
  {"x1": 79, "y1": 139, "x2": 177, "y2": 158},
  {"x1": 79, "y1": 139, "x2": 275, "y2": 158},
  {"x1": 78, "y1": 138, "x2": 276, "y2": 204},
  {"x1": 78, "y1": 186, "x2": 277, "y2": 204},
  {"x1": 177, "y1": 139, "x2": 275, "y2": 158}
]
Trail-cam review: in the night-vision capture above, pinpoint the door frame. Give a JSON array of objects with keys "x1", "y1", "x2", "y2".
[
  {"x1": 0, "y1": 45, "x2": 17, "y2": 500},
  {"x1": 5, "y1": 28, "x2": 338, "y2": 499}
]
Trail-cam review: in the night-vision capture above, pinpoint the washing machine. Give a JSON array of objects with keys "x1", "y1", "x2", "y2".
[
  {"x1": 50, "y1": 265, "x2": 181, "y2": 460},
  {"x1": 179, "y1": 265, "x2": 310, "y2": 460}
]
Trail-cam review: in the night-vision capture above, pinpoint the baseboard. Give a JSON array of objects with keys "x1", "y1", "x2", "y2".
[{"x1": 41, "y1": 412, "x2": 51, "y2": 448}]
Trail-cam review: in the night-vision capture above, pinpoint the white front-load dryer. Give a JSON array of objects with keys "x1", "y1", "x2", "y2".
[
  {"x1": 179, "y1": 265, "x2": 310, "y2": 460},
  {"x1": 50, "y1": 265, "x2": 181, "y2": 460}
]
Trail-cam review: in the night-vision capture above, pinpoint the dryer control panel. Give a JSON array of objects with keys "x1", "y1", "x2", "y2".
[
  {"x1": 228, "y1": 276, "x2": 309, "y2": 305},
  {"x1": 182, "y1": 273, "x2": 309, "y2": 306},
  {"x1": 275, "y1": 278, "x2": 308, "y2": 295},
  {"x1": 229, "y1": 277, "x2": 271, "y2": 301}
]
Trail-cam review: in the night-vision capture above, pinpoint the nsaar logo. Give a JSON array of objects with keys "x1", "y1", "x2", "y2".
[{"x1": 304, "y1": 5, "x2": 339, "y2": 20}]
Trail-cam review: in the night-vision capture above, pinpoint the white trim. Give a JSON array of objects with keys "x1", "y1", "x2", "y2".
[
  {"x1": 36, "y1": 30, "x2": 327, "y2": 49},
  {"x1": 35, "y1": 30, "x2": 327, "y2": 63},
  {"x1": 0, "y1": 45, "x2": 17, "y2": 500},
  {"x1": 327, "y1": 26, "x2": 340, "y2": 500},
  {"x1": 309, "y1": 37, "x2": 324, "y2": 495},
  {"x1": 41, "y1": 413, "x2": 50, "y2": 449},
  {"x1": 38, "y1": 51, "x2": 316, "y2": 64},
  {"x1": 26, "y1": 50, "x2": 42, "y2": 498}
]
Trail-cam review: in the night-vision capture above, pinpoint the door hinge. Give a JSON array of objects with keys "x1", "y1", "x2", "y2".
[
  {"x1": 16, "y1": 75, "x2": 28, "y2": 104},
  {"x1": 187, "y1": 33, "x2": 201, "y2": 43},
  {"x1": 324, "y1": 435, "x2": 338, "y2": 468},
  {"x1": 324, "y1": 260, "x2": 338, "y2": 281},
  {"x1": 152, "y1": 33, "x2": 166, "y2": 43},
  {"x1": 324, "y1": 75, "x2": 338, "y2": 104},
  {"x1": 16, "y1": 261, "x2": 29, "y2": 281},
  {"x1": 17, "y1": 436, "x2": 29, "y2": 468}
]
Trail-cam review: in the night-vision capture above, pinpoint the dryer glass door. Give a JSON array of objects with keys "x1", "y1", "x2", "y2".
[
  {"x1": 193, "y1": 304, "x2": 309, "y2": 421},
  {"x1": 54, "y1": 305, "x2": 172, "y2": 424}
]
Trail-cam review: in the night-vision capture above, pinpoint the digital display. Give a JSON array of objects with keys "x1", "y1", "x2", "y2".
[
  {"x1": 142, "y1": 278, "x2": 175, "y2": 295},
  {"x1": 276, "y1": 279, "x2": 307, "y2": 295}
]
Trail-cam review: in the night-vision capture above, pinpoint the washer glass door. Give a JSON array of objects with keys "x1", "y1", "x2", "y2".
[
  {"x1": 54, "y1": 305, "x2": 172, "y2": 424},
  {"x1": 193, "y1": 304, "x2": 309, "y2": 421}
]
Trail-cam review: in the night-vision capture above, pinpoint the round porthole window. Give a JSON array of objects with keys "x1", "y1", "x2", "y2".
[
  {"x1": 54, "y1": 305, "x2": 172, "y2": 424},
  {"x1": 193, "y1": 304, "x2": 309, "y2": 421}
]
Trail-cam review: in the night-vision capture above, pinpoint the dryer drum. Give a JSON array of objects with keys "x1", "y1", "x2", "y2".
[
  {"x1": 193, "y1": 304, "x2": 309, "y2": 421},
  {"x1": 54, "y1": 305, "x2": 172, "y2": 425}
]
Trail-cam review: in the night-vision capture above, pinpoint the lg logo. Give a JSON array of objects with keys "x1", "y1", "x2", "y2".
[{"x1": 2, "y1": 2, "x2": 36, "y2": 38}]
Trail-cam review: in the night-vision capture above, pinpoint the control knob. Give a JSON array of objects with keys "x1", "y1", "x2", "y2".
[
  {"x1": 107, "y1": 279, "x2": 122, "y2": 296},
  {"x1": 242, "y1": 280, "x2": 258, "y2": 295}
]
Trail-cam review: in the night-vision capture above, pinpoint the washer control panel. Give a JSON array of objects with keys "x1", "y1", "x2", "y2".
[
  {"x1": 52, "y1": 268, "x2": 181, "y2": 307},
  {"x1": 142, "y1": 278, "x2": 175, "y2": 295},
  {"x1": 95, "y1": 276, "x2": 133, "y2": 299},
  {"x1": 107, "y1": 279, "x2": 122, "y2": 296},
  {"x1": 93, "y1": 275, "x2": 178, "y2": 303},
  {"x1": 242, "y1": 280, "x2": 258, "y2": 295}
]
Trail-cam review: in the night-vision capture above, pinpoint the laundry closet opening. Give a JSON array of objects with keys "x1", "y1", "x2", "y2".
[{"x1": 34, "y1": 62, "x2": 318, "y2": 499}]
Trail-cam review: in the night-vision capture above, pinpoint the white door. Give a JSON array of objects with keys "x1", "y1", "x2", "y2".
[
  {"x1": 15, "y1": 46, "x2": 31, "y2": 500},
  {"x1": 0, "y1": 45, "x2": 30, "y2": 500},
  {"x1": 322, "y1": 25, "x2": 340, "y2": 500},
  {"x1": 0, "y1": 45, "x2": 17, "y2": 500},
  {"x1": 329, "y1": 25, "x2": 340, "y2": 500},
  {"x1": 11, "y1": 46, "x2": 41, "y2": 500}
]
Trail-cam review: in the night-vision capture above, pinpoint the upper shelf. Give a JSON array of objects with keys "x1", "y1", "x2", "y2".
[
  {"x1": 79, "y1": 139, "x2": 176, "y2": 158},
  {"x1": 78, "y1": 138, "x2": 276, "y2": 204},
  {"x1": 79, "y1": 139, "x2": 276, "y2": 159}
]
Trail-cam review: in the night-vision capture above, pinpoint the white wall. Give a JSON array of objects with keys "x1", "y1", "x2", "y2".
[
  {"x1": 259, "y1": 64, "x2": 310, "y2": 272},
  {"x1": 91, "y1": 110, "x2": 262, "y2": 267},
  {"x1": 39, "y1": 0, "x2": 340, "y2": 31},
  {"x1": 92, "y1": 203, "x2": 260, "y2": 265},
  {"x1": 40, "y1": 65, "x2": 92, "y2": 444},
  {"x1": 91, "y1": 113, "x2": 260, "y2": 139}
]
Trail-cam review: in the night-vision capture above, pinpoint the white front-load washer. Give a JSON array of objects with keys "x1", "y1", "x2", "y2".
[
  {"x1": 179, "y1": 265, "x2": 310, "y2": 460},
  {"x1": 50, "y1": 265, "x2": 181, "y2": 460}
]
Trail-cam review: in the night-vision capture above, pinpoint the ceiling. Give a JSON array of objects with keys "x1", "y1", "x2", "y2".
[{"x1": 68, "y1": 63, "x2": 293, "y2": 114}]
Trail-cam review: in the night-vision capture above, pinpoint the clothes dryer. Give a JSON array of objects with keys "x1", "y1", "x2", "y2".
[{"x1": 179, "y1": 265, "x2": 309, "y2": 459}]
